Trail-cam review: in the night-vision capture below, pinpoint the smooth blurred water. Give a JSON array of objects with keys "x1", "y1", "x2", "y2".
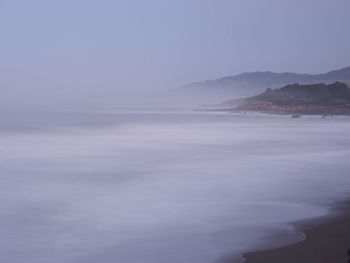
[{"x1": 1, "y1": 108, "x2": 350, "y2": 263}]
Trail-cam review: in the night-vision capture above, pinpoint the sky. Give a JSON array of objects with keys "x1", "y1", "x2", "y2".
[{"x1": 1, "y1": 0, "x2": 350, "y2": 105}]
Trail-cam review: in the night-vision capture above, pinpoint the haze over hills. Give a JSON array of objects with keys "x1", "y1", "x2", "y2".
[{"x1": 175, "y1": 66, "x2": 350, "y2": 104}]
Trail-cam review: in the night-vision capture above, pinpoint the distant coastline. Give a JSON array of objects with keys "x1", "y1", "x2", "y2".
[
  {"x1": 178, "y1": 67, "x2": 350, "y2": 102},
  {"x1": 223, "y1": 82, "x2": 350, "y2": 116}
]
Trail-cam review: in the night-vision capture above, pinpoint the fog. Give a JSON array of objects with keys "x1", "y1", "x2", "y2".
[
  {"x1": 1, "y1": 109, "x2": 350, "y2": 263},
  {"x1": 1, "y1": 1, "x2": 350, "y2": 262},
  {"x1": 1, "y1": 0, "x2": 350, "y2": 110}
]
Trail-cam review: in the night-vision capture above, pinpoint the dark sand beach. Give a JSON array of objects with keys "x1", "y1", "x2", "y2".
[{"x1": 243, "y1": 201, "x2": 350, "y2": 263}]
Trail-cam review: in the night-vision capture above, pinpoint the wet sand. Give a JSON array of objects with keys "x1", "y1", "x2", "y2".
[{"x1": 243, "y1": 201, "x2": 350, "y2": 263}]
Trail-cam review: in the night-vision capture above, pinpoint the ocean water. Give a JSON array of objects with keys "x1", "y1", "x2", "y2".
[{"x1": 1, "y1": 108, "x2": 350, "y2": 263}]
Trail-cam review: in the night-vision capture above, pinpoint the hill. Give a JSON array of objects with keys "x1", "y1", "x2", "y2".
[{"x1": 233, "y1": 82, "x2": 350, "y2": 115}]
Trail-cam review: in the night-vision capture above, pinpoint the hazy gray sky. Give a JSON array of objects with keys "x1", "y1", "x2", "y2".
[{"x1": 1, "y1": 0, "x2": 350, "y2": 99}]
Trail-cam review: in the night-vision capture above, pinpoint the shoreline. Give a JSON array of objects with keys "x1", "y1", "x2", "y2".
[
  {"x1": 197, "y1": 107, "x2": 350, "y2": 117},
  {"x1": 242, "y1": 200, "x2": 350, "y2": 263},
  {"x1": 229, "y1": 109, "x2": 350, "y2": 117}
]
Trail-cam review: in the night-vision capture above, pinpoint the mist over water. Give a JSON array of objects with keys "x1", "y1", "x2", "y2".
[
  {"x1": 1, "y1": 0, "x2": 349, "y2": 261},
  {"x1": 1, "y1": 108, "x2": 350, "y2": 263}
]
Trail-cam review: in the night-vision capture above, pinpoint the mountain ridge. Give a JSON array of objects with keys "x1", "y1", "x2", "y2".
[{"x1": 178, "y1": 66, "x2": 350, "y2": 100}]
